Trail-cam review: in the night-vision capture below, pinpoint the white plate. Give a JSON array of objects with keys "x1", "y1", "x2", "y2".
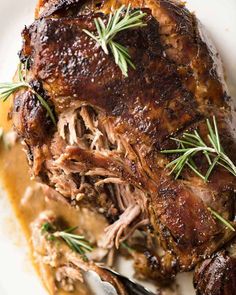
[{"x1": 0, "y1": 1, "x2": 236, "y2": 294}]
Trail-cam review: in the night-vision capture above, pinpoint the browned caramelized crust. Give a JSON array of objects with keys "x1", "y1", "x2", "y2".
[
  {"x1": 12, "y1": 0, "x2": 236, "y2": 284},
  {"x1": 194, "y1": 250, "x2": 236, "y2": 295}
]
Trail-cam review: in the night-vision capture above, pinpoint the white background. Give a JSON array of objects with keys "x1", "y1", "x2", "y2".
[{"x1": 0, "y1": 0, "x2": 236, "y2": 294}]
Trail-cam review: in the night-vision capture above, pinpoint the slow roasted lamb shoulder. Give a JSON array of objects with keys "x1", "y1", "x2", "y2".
[{"x1": 12, "y1": 0, "x2": 236, "y2": 288}]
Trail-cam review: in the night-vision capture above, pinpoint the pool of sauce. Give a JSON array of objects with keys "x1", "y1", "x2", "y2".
[{"x1": 0, "y1": 99, "x2": 108, "y2": 295}]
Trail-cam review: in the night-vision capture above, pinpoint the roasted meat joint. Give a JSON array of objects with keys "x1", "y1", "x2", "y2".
[{"x1": 0, "y1": 0, "x2": 236, "y2": 294}]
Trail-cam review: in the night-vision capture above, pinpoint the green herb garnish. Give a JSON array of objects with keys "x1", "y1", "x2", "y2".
[
  {"x1": 121, "y1": 242, "x2": 134, "y2": 253},
  {"x1": 208, "y1": 207, "x2": 235, "y2": 232},
  {"x1": 161, "y1": 116, "x2": 236, "y2": 181},
  {"x1": 41, "y1": 222, "x2": 56, "y2": 234},
  {"x1": 0, "y1": 62, "x2": 56, "y2": 125},
  {"x1": 41, "y1": 223, "x2": 93, "y2": 258},
  {"x1": 83, "y1": 4, "x2": 146, "y2": 76}
]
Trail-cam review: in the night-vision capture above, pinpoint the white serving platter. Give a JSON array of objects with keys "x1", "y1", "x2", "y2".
[{"x1": 0, "y1": 0, "x2": 235, "y2": 294}]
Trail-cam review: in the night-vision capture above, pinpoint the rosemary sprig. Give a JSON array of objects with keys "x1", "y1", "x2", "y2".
[
  {"x1": 0, "y1": 62, "x2": 56, "y2": 125},
  {"x1": 83, "y1": 4, "x2": 146, "y2": 76},
  {"x1": 161, "y1": 116, "x2": 236, "y2": 182},
  {"x1": 41, "y1": 223, "x2": 93, "y2": 258},
  {"x1": 208, "y1": 207, "x2": 235, "y2": 232}
]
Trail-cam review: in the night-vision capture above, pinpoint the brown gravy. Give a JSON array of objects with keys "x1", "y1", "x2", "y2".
[{"x1": 0, "y1": 100, "x2": 108, "y2": 294}]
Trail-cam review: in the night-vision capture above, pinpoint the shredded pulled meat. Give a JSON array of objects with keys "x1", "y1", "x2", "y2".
[{"x1": 40, "y1": 105, "x2": 150, "y2": 248}]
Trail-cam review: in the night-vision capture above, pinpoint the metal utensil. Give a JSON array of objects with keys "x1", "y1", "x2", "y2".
[
  {"x1": 83, "y1": 266, "x2": 157, "y2": 295},
  {"x1": 84, "y1": 270, "x2": 119, "y2": 295}
]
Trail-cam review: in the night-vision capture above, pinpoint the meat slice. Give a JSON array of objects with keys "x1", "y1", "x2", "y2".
[{"x1": 12, "y1": 0, "x2": 236, "y2": 280}]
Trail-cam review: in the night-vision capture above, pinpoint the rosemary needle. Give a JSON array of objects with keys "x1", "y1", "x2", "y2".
[
  {"x1": 0, "y1": 62, "x2": 56, "y2": 125},
  {"x1": 83, "y1": 4, "x2": 146, "y2": 76},
  {"x1": 208, "y1": 207, "x2": 235, "y2": 232},
  {"x1": 121, "y1": 242, "x2": 134, "y2": 253}
]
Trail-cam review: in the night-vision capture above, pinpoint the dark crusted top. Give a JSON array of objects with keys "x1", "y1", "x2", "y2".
[{"x1": 19, "y1": 2, "x2": 228, "y2": 148}]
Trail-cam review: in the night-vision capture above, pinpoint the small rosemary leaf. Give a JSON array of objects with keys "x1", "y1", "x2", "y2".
[
  {"x1": 183, "y1": 133, "x2": 204, "y2": 148},
  {"x1": 18, "y1": 63, "x2": 24, "y2": 82},
  {"x1": 110, "y1": 41, "x2": 119, "y2": 65},
  {"x1": 171, "y1": 137, "x2": 198, "y2": 148},
  {"x1": 218, "y1": 159, "x2": 236, "y2": 176},
  {"x1": 187, "y1": 162, "x2": 205, "y2": 180},
  {"x1": 112, "y1": 5, "x2": 125, "y2": 29},
  {"x1": 106, "y1": 13, "x2": 113, "y2": 32},
  {"x1": 75, "y1": 240, "x2": 93, "y2": 251},
  {"x1": 63, "y1": 226, "x2": 78, "y2": 233},
  {"x1": 165, "y1": 156, "x2": 181, "y2": 168},
  {"x1": 217, "y1": 161, "x2": 235, "y2": 176},
  {"x1": 174, "y1": 153, "x2": 191, "y2": 178},
  {"x1": 206, "y1": 117, "x2": 214, "y2": 138},
  {"x1": 208, "y1": 207, "x2": 235, "y2": 232},
  {"x1": 124, "y1": 3, "x2": 131, "y2": 17},
  {"x1": 0, "y1": 83, "x2": 27, "y2": 101},
  {"x1": 189, "y1": 131, "x2": 206, "y2": 146},
  {"x1": 126, "y1": 58, "x2": 136, "y2": 70},
  {"x1": 61, "y1": 232, "x2": 85, "y2": 240},
  {"x1": 220, "y1": 154, "x2": 236, "y2": 176},
  {"x1": 111, "y1": 41, "x2": 136, "y2": 70},
  {"x1": 123, "y1": 15, "x2": 147, "y2": 26},
  {"x1": 213, "y1": 116, "x2": 221, "y2": 152},
  {"x1": 0, "y1": 82, "x2": 21, "y2": 88},
  {"x1": 183, "y1": 132, "x2": 200, "y2": 140},
  {"x1": 161, "y1": 148, "x2": 190, "y2": 154},
  {"x1": 64, "y1": 236, "x2": 83, "y2": 253},
  {"x1": 207, "y1": 134, "x2": 218, "y2": 152},
  {"x1": 166, "y1": 154, "x2": 184, "y2": 172},
  {"x1": 34, "y1": 92, "x2": 56, "y2": 125},
  {"x1": 94, "y1": 18, "x2": 102, "y2": 36},
  {"x1": 24, "y1": 58, "x2": 30, "y2": 79},
  {"x1": 174, "y1": 163, "x2": 185, "y2": 179},
  {"x1": 206, "y1": 118, "x2": 219, "y2": 152},
  {"x1": 193, "y1": 131, "x2": 213, "y2": 165},
  {"x1": 193, "y1": 130, "x2": 203, "y2": 141},
  {"x1": 97, "y1": 17, "x2": 106, "y2": 32},
  {"x1": 203, "y1": 152, "x2": 212, "y2": 165},
  {"x1": 187, "y1": 157, "x2": 197, "y2": 170},
  {"x1": 121, "y1": 242, "x2": 134, "y2": 253},
  {"x1": 119, "y1": 53, "x2": 128, "y2": 77},
  {"x1": 41, "y1": 222, "x2": 55, "y2": 233},
  {"x1": 2, "y1": 93, "x2": 12, "y2": 102},
  {"x1": 0, "y1": 82, "x2": 25, "y2": 91},
  {"x1": 112, "y1": 42, "x2": 130, "y2": 57},
  {"x1": 204, "y1": 155, "x2": 220, "y2": 182},
  {"x1": 120, "y1": 20, "x2": 146, "y2": 31}
]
